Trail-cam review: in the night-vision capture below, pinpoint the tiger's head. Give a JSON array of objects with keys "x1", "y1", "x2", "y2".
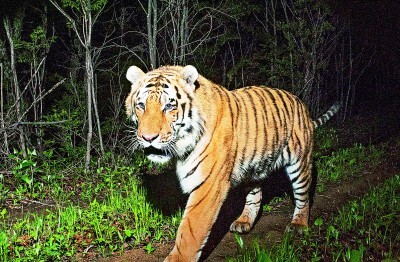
[{"x1": 125, "y1": 65, "x2": 204, "y2": 163}]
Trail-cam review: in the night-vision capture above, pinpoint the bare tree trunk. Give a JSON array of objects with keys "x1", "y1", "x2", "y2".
[
  {"x1": 85, "y1": 47, "x2": 94, "y2": 171},
  {"x1": 0, "y1": 63, "x2": 9, "y2": 155},
  {"x1": 178, "y1": 0, "x2": 189, "y2": 64},
  {"x1": 4, "y1": 17, "x2": 26, "y2": 157},
  {"x1": 93, "y1": 74, "x2": 104, "y2": 155},
  {"x1": 147, "y1": 0, "x2": 158, "y2": 69}
]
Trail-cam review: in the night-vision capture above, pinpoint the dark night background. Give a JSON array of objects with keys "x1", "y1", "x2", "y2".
[
  {"x1": 332, "y1": 0, "x2": 400, "y2": 105},
  {"x1": 1, "y1": 0, "x2": 399, "y2": 103}
]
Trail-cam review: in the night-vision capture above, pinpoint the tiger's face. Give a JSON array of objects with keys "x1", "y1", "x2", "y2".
[{"x1": 125, "y1": 65, "x2": 203, "y2": 163}]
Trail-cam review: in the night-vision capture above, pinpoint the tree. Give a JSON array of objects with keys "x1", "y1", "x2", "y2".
[
  {"x1": 142, "y1": 0, "x2": 217, "y2": 68},
  {"x1": 49, "y1": 0, "x2": 107, "y2": 171},
  {"x1": 3, "y1": 8, "x2": 27, "y2": 157}
]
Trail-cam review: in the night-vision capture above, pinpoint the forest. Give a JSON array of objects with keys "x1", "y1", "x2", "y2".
[{"x1": 0, "y1": 0, "x2": 399, "y2": 261}]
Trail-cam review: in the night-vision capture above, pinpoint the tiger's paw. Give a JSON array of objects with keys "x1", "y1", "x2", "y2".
[
  {"x1": 285, "y1": 222, "x2": 309, "y2": 235},
  {"x1": 230, "y1": 219, "x2": 253, "y2": 233}
]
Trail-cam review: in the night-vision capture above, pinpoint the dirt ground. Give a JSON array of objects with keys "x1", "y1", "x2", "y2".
[{"x1": 93, "y1": 101, "x2": 400, "y2": 262}]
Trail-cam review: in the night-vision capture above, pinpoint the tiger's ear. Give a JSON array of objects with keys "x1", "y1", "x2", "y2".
[
  {"x1": 126, "y1": 66, "x2": 145, "y2": 85},
  {"x1": 125, "y1": 66, "x2": 145, "y2": 118},
  {"x1": 182, "y1": 65, "x2": 199, "y2": 93}
]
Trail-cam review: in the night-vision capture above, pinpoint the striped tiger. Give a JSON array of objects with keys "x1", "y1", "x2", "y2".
[{"x1": 125, "y1": 65, "x2": 340, "y2": 261}]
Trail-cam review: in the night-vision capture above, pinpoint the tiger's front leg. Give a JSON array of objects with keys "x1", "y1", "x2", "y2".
[
  {"x1": 230, "y1": 186, "x2": 262, "y2": 233},
  {"x1": 164, "y1": 178, "x2": 230, "y2": 262}
]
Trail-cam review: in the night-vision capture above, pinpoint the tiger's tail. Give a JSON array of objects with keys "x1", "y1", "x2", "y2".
[{"x1": 313, "y1": 102, "x2": 341, "y2": 128}]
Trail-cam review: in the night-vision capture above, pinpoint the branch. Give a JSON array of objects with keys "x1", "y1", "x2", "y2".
[
  {"x1": 18, "y1": 78, "x2": 66, "y2": 121},
  {"x1": 9, "y1": 120, "x2": 71, "y2": 128},
  {"x1": 49, "y1": 0, "x2": 85, "y2": 47}
]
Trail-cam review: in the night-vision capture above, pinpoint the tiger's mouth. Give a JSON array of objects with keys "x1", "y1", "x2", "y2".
[
  {"x1": 143, "y1": 146, "x2": 168, "y2": 156},
  {"x1": 143, "y1": 146, "x2": 172, "y2": 164}
]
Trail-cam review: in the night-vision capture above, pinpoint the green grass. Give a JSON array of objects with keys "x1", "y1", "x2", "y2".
[
  {"x1": 0, "y1": 161, "x2": 181, "y2": 261},
  {"x1": 229, "y1": 174, "x2": 400, "y2": 262},
  {"x1": 316, "y1": 143, "x2": 383, "y2": 192}
]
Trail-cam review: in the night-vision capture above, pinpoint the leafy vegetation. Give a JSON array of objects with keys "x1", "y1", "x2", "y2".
[
  {"x1": 316, "y1": 143, "x2": 383, "y2": 192},
  {"x1": 229, "y1": 174, "x2": 400, "y2": 261},
  {"x1": 0, "y1": 156, "x2": 181, "y2": 261},
  {"x1": 314, "y1": 127, "x2": 384, "y2": 192}
]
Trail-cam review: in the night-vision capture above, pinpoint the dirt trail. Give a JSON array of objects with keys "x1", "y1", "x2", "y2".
[{"x1": 99, "y1": 101, "x2": 400, "y2": 262}]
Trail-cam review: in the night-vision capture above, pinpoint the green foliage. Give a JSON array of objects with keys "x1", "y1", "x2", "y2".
[
  {"x1": 316, "y1": 143, "x2": 383, "y2": 192},
  {"x1": 0, "y1": 164, "x2": 182, "y2": 261},
  {"x1": 229, "y1": 175, "x2": 400, "y2": 261},
  {"x1": 43, "y1": 108, "x2": 83, "y2": 159},
  {"x1": 15, "y1": 25, "x2": 56, "y2": 63},
  {"x1": 314, "y1": 127, "x2": 339, "y2": 156},
  {"x1": 9, "y1": 148, "x2": 39, "y2": 193},
  {"x1": 6, "y1": 148, "x2": 65, "y2": 203},
  {"x1": 229, "y1": 232, "x2": 301, "y2": 262},
  {"x1": 60, "y1": 0, "x2": 107, "y2": 12}
]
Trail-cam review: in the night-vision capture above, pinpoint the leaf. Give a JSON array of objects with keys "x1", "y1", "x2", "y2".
[
  {"x1": 144, "y1": 242, "x2": 156, "y2": 254},
  {"x1": 314, "y1": 218, "x2": 323, "y2": 226},
  {"x1": 234, "y1": 233, "x2": 244, "y2": 249},
  {"x1": 349, "y1": 249, "x2": 363, "y2": 262}
]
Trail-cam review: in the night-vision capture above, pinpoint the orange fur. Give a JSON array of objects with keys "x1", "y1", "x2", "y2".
[{"x1": 125, "y1": 65, "x2": 339, "y2": 261}]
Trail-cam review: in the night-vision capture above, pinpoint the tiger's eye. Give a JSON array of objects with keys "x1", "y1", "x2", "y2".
[
  {"x1": 164, "y1": 103, "x2": 175, "y2": 111},
  {"x1": 137, "y1": 102, "x2": 145, "y2": 110}
]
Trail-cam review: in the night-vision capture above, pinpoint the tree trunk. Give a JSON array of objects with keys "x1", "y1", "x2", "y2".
[
  {"x1": 0, "y1": 63, "x2": 9, "y2": 155},
  {"x1": 4, "y1": 17, "x2": 27, "y2": 157},
  {"x1": 147, "y1": 0, "x2": 157, "y2": 69}
]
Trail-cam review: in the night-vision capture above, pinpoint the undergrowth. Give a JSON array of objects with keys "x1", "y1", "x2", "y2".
[
  {"x1": 229, "y1": 174, "x2": 400, "y2": 261},
  {"x1": 0, "y1": 155, "x2": 181, "y2": 261}
]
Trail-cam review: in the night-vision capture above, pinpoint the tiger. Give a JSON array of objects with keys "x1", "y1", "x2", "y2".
[{"x1": 125, "y1": 65, "x2": 340, "y2": 261}]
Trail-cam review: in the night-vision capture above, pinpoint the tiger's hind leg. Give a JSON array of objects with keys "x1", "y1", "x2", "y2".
[
  {"x1": 285, "y1": 159, "x2": 312, "y2": 232},
  {"x1": 230, "y1": 186, "x2": 262, "y2": 233}
]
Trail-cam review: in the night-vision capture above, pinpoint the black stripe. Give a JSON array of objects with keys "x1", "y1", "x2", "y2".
[
  {"x1": 188, "y1": 173, "x2": 210, "y2": 195},
  {"x1": 181, "y1": 102, "x2": 186, "y2": 121},
  {"x1": 184, "y1": 155, "x2": 207, "y2": 178},
  {"x1": 246, "y1": 200, "x2": 261, "y2": 205},
  {"x1": 276, "y1": 90, "x2": 290, "y2": 138},
  {"x1": 244, "y1": 89, "x2": 258, "y2": 165},
  {"x1": 175, "y1": 86, "x2": 181, "y2": 99},
  {"x1": 187, "y1": 217, "x2": 195, "y2": 238},
  {"x1": 253, "y1": 89, "x2": 270, "y2": 169},
  {"x1": 229, "y1": 91, "x2": 240, "y2": 180},
  {"x1": 233, "y1": 91, "x2": 248, "y2": 165},
  {"x1": 296, "y1": 174, "x2": 309, "y2": 186},
  {"x1": 291, "y1": 173, "x2": 301, "y2": 183}
]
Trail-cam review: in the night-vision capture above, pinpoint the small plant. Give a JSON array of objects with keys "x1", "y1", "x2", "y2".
[
  {"x1": 144, "y1": 242, "x2": 156, "y2": 254},
  {"x1": 262, "y1": 196, "x2": 284, "y2": 213},
  {"x1": 9, "y1": 148, "x2": 39, "y2": 194}
]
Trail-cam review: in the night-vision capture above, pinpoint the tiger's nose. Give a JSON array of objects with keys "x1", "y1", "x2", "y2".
[{"x1": 142, "y1": 134, "x2": 159, "y2": 142}]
